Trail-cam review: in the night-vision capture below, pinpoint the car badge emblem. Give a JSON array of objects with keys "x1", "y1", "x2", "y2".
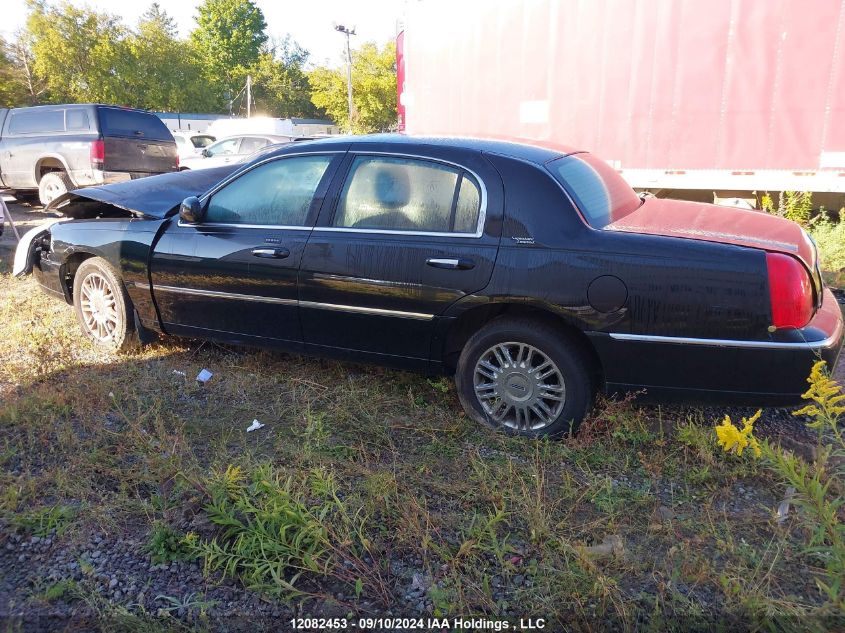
[{"x1": 512, "y1": 236, "x2": 535, "y2": 245}]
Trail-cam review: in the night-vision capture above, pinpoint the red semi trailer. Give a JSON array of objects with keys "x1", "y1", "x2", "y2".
[{"x1": 398, "y1": 0, "x2": 845, "y2": 205}]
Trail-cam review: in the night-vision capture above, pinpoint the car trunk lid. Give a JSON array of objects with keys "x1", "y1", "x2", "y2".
[
  {"x1": 605, "y1": 197, "x2": 823, "y2": 309},
  {"x1": 605, "y1": 198, "x2": 817, "y2": 270}
]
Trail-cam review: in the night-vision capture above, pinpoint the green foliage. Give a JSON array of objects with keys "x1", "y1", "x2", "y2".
[
  {"x1": 808, "y1": 209, "x2": 845, "y2": 285},
  {"x1": 714, "y1": 361, "x2": 845, "y2": 610},
  {"x1": 761, "y1": 191, "x2": 814, "y2": 227},
  {"x1": 190, "y1": 0, "x2": 267, "y2": 104},
  {"x1": 249, "y1": 37, "x2": 321, "y2": 118},
  {"x1": 309, "y1": 41, "x2": 397, "y2": 133},
  {"x1": 0, "y1": 36, "x2": 28, "y2": 107},
  {"x1": 145, "y1": 521, "x2": 191, "y2": 565},
  {"x1": 125, "y1": 4, "x2": 217, "y2": 112},
  {"x1": 7, "y1": 0, "x2": 321, "y2": 117},
  {"x1": 183, "y1": 464, "x2": 330, "y2": 596},
  {"x1": 9, "y1": 504, "x2": 76, "y2": 537},
  {"x1": 27, "y1": 1, "x2": 131, "y2": 103}
]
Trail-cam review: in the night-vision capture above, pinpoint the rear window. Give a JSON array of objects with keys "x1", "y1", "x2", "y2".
[
  {"x1": 191, "y1": 135, "x2": 215, "y2": 148},
  {"x1": 98, "y1": 108, "x2": 173, "y2": 141},
  {"x1": 8, "y1": 109, "x2": 65, "y2": 134},
  {"x1": 547, "y1": 153, "x2": 641, "y2": 228}
]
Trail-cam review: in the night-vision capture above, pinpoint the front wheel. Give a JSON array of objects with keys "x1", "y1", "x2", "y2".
[
  {"x1": 455, "y1": 318, "x2": 595, "y2": 437},
  {"x1": 72, "y1": 257, "x2": 136, "y2": 352}
]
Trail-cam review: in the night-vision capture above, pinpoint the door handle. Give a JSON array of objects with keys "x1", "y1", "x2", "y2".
[
  {"x1": 426, "y1": 257, "x2": 475, "y2": 270},
  {"x1": 251, "y1": 247, "x2": 290, "y2": 259}
]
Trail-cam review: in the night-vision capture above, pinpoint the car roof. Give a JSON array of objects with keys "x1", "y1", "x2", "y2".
[{"x1": 270, "y1": 134, "x2": 581, "y2": 164}]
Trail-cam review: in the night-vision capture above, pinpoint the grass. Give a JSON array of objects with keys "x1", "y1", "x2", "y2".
[{"x1": 1, "y1": 268, "x2": 843, "y2": 629}]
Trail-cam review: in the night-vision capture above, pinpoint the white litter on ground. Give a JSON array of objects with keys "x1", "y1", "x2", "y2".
[
  {"x1": 196, "y1": 369, "x2": 213, "y2": 383},
  {"x1": 246, "y1": 419, "x2": 265, "y2": 432}
]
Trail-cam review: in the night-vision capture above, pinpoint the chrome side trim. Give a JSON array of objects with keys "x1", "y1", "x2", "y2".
[
  {"x1": 142, "y1": 283, "x2": 434, "y2": 320},
  {"x1": 178, "y1": 221, "x2": 313, "y2": 230},
  {"x1": 299, "y1": 300, "x2": 434, "y2": 321},
  {"x1": 151, "y1": 284, "x2": 298, "y2": 306},
  {"x1": 608, "y1": 328, "x2": 842, "y2": 350},
  {"x1": 313, "y1": 226, "x2": 482, "y2": 238}
]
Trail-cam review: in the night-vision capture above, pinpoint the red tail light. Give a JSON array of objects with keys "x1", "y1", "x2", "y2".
[
  {"x1": 175, "y1": 154, "x2": 180, "y2": 169},
  {"x1": 90, "y1": 139, "x2": 105, "y2": 168},
  {"x1": 766, "y1": 252, "x2": 813, "y2": 329}
]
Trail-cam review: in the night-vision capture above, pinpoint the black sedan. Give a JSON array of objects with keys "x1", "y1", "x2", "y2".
[{"x1": 14, "y1": 135, "x2": 844, "y2": 437}]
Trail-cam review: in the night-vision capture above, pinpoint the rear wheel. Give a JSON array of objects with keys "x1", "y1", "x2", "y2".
[
  {"x1": 38, "y1": 171, "x2": 72, "y2": 206},
  {"x1": 72, "y1": 257, "x2": 136, "y2": 352},
  {"x1": 455, "y1": 318, "x2": 595, "y2": 437}
]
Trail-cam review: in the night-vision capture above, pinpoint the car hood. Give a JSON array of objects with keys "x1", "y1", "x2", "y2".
[
  {"x1": 49, "y1": 166, "x2": 238, "y2": 219},
  {"x1": 605, "y1": 198, "x2": 817, "y2": 270}
]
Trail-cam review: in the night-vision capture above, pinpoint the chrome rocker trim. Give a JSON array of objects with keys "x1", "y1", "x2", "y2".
[
  {"x1": 608, "y1": 326, "x2": 842, "y2": 351},
  {"x1": 134, "y1": 283, "x2": 433, "y2": 321}
]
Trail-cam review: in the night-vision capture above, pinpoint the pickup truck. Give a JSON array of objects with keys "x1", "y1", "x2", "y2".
[{"x1": 0, "y1": 104, "x2": 178, "y2": 205}]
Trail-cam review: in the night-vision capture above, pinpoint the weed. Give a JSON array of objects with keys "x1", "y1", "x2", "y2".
[
  {"x1": 714, "y1": 361, "x2": 845, "y2": 611},
  {"x1": 145, "y1": 522, "x2": 191, "y2": 565},
  {"x1": 762, "y1": 191, "x2": 813, "y2": 227},
  {"x1": 8, "y1": 504, "x2": 76, "y2": 537},
  {"x1": 183, "y1": 463, "x2": 329, "y2": 596},
  {"x1": 154, "y1": 592, "x2": 217, "y2": 617}
]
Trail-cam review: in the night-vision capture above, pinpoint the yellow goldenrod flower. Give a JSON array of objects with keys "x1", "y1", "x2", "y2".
[{"x1": 715, "y1": 410, "x2": 761, "y2": 458}]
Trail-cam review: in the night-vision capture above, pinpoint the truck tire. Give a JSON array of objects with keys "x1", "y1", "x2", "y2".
[
  {"x1": 38, "y1": 171, "x2": 73, "y2": 206},
  {"x1": 455, "y1": 318, "x2": 595, "y2": 438},
  {"x1": 72, "y1": 257, "x2": 137, "y2": 352}
]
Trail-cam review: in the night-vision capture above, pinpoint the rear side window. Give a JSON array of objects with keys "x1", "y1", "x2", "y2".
[
  {"x1": 206, "y1": 155, "x2": 333, "y2": 226},
  {"x1": 547, "y1": 153, "x2": 641, "y2": 228},
  {"x1": 65, "y1": 109, "x2": 91, "y2": 131},
  {"x1": 333, "y1": 156, "x2": 482, "y2": 234},
  {"x1": 8, "y1": 109, "x2": 65, "y2": 134},
  {"x1": 239, "y1": 137, "x2": 269, "y2": 154},
  {"x1": 98, "y1": 108, "x2": 173, "y2": 141},
  {"x1": 206, "y1": 138, "x2": 240, "y2": 156}
]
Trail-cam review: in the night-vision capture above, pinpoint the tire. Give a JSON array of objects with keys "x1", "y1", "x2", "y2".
[
  {"x1": 72, "y1": 257, "x2": 137, "y2": 352},
  {"x1": 38, "y1": 171, "x2": 73, "y2": 206},
  {"x1": 455, "y1": 318, "x2": 595, "y2": 438}
]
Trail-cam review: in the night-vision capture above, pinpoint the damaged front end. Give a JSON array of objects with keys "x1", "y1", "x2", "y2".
[
  {"x1": 12, "y1": 165, "x2": 238, "y2": 282},
  {"x1": 12, "y1": 218, "x2": 66, "y2": 279}
]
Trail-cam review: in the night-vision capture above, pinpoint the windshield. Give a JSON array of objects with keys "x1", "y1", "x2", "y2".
[{"x1": 546, "y1": 153, "x2": 641, "y2": 228}]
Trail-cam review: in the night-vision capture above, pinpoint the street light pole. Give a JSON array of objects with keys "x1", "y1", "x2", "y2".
[{"x1": 334, "y1": 24, "x2": 356, "y2": 132}]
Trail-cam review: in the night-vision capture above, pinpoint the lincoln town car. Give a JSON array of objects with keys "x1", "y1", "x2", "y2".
[{"x1": 13, "y1": 136, "x2": 843, "y2": 437}]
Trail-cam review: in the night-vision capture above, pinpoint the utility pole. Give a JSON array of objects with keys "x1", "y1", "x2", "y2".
[
  {"x1": 246, "y1": 74, "x2": 252, "y2": 118},
  {"x1": 334, "y1": 24, "x2": 356, "y2": 132}
]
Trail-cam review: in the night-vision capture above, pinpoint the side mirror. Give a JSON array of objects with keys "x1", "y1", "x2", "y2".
[
  {"x1": 179, "y1": 196, "x2": 205, "y2": 224},
  {"x1": 201, "y1": 148, "x2": 211, "y2": 157}
]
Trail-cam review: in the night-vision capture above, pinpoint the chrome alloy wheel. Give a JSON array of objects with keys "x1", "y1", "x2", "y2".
[
  {"x1": 473, "y1": 342, "x2": 566, "y2": 430},
  {"x1": 79, "y1": 272, "x2": 119, "y2": 342}
]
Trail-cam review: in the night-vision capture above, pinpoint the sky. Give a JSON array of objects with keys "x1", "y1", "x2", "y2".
[{"x1": 2, "y1": 0, "x2": 405, "y2": 67}]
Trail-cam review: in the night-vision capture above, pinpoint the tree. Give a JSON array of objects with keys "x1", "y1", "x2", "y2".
[
  {"x1": 190, "y1": 0, "x2": 267, "y2": 109},
  {"x1": 0, "y1": 37, "x2": 27, "y2": 107},
  {"x1": 247, "y1": 37, "x2": 322, "y2": 118},
  {"x1": 26, "y1": 0, "x2": 131, "y2": 103},
  {"x1": 309, "y1": 41, "x2": 396, "y2": 133},
  {"x1": 126, "y1": 4, "x2": 218, "y2": 112},
  {"x1": 7, "y1": 29, "x2": 48, "y2": 105}
]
